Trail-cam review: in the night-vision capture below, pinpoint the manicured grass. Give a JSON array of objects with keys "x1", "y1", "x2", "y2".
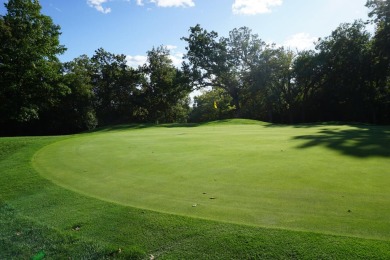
[
  {"x1": 1, "y1": 119, "x2": 390, "y2": 259},
  {"x1": 33, "y1": 119, "x2": 390, "y2": 240}
]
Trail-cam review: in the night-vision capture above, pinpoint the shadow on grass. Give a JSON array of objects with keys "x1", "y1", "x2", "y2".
[
  {"x1": 89, "y1": 119, "x2": 269, "y2": 133},
  {"x1": 293, "y1": 125, "x2": 390, "y2": 158},
  {"x1": 90, "y1": 123, "x2": 202, "y2": 133},
  {"x1": 91, "y1": 120, "x2": 389, "y2": 158},
  {"x1": 265, "y1": 121, "x2": 369, "y2": 128}
]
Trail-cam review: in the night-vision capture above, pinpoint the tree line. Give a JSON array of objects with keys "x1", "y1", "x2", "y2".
[
  {"x1": 1, "y1": 0, "x2": 389, "y2": 135},
  {"x1": 186, "y1": 1, "x2": 390, "y2": 124}
]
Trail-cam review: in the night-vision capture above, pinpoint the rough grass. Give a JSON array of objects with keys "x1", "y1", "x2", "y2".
[{"x1": 1, "y1": 120, "x2": 390, "y2": 259}]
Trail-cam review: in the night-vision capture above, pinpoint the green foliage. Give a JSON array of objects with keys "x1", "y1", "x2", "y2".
[
  {"x1": 91, "y1": 48, "x2": 142, "y2": 125},
  {"x1": 182, "y1": 25, "x2": 268, "y2": 115},
  {"x1": 244, "y1": 47, "x2": 296, "y2": 122},
  {"x1": 56, "y1": 55, "x2": 98, "y2": 132},
  {"x1": 182, "y1": 3, "x2": 390, "y2": 124},
  {"x1": 139, "y1": 46, "x2": 192, "y2": 123},
  {"x1": 1, "y1": 0, "x2": 389, "y2": 134},
  {"x1": 312, "y1": 21, "x2": 374, "y2": 121},
  {"x1": 366, "y1": 0, "x2": 390, "y2": 123},
  {"x1": 190, "y1": 88, "x2": 234, "y2": 122},
  {"x1": 292, "y1": 50, "x2": 322, "y2": 122},
  {"x1": 182, "y1": 25, "x2": 300, "y2": 122},
  {"x1": 0, "y1": 0, "x2": 67, "y2": 134}
]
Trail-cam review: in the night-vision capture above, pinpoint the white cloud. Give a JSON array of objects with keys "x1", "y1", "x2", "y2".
[
  {"x1": 126, "y1": 46, "x2": 183, "y2": 68},
  {"x1": 232, "y1": 0, "x2": 282, "y2": 15},
  {"x1": 169, "y1": 51, "x2": 184, "y2": 67},
  {"x1": 150, "y1": 0, "x2": 195, "y2": 8},
  {"x1": 165, "y1": 45, "x2": 178, "y2": 50},
  {"x1": 88, "y1": 0, "x2": 194, "y2": 12},
  {"x1": 126, "y1": 55, "x2": 148, "y2": 68},
  {"x1": 163, "y1": 45, "x2": 183, "y2": 67},
  {"x1": 87, "y1": 0, "x2": 111, "y2": 13},
  {"x1": 284, "y1": 33, "x2": 317, "y2": 50}
]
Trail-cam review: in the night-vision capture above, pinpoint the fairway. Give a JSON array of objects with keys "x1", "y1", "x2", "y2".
[{"x1": 33, "y1": 120, "x2": 390, "y2": 240}]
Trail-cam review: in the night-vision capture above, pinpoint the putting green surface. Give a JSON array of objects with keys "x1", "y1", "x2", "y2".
[{"x1": 33, "y1": 120, "x2": 390, "y2": 239}]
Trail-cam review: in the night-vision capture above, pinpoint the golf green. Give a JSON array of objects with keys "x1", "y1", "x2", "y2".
[{"x1": 33, "y1": 120, "x2": 390, "y2": 239}]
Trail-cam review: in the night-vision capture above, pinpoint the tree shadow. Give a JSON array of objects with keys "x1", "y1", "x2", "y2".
[
  {"x1": 293, "y1": 125, "x2": 390, "y2": 158},
  {"x1": 265, "y1": 121, "x2": 367, "y2": 128},
  {"x1": 87, "y1": 124, "x2": 151, "y2": 133},
  {"x1": 89, "y1": 122, "x2": 202, "y2": 133},
  {"x1": 89, "y1": 119, "x2": 268, "y2": 133}
]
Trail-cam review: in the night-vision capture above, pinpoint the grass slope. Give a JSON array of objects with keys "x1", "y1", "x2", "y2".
[
  {"x1": 33, "y1": 119, "x2": 390, "y2": 240},
  {"x1": 1, "y1": 120, "x2": 389, "y2": 259}
]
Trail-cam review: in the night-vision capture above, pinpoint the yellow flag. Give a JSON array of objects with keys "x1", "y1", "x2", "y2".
[{"x1": 214, "y1": 101, "x2": 218, "y2": 109}]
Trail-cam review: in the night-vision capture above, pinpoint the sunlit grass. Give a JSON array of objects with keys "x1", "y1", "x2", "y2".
[
  {"x1": 2, "y1": 119, "x2": 390, "y2": 258},
  {"x1": 33, "y1": 119, "x2": 390, "y2": 240}
]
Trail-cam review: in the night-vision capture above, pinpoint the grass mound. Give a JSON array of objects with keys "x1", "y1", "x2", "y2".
[{"x1": 203, "y1": 118, "x2": 271, "y2": 125}]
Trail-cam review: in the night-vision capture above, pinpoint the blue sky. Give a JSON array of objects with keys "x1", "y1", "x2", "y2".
[{"x1": 1, "y1": 0, "x2": 371, "y2": 66}]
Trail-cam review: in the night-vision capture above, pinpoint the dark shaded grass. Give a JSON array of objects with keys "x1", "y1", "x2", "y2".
[
  {"x1": 90, "y1": 119, "x2": 269, "y2": 133},
  {"x1": 293, "y1": 126, "x2": 390, "y2": 158},
  {"x1": 1, "y1": 128, "x2": 390, "y2": 259},
  {"x1": 262, "y1": 120, "x2": 390, "y2": 158}
]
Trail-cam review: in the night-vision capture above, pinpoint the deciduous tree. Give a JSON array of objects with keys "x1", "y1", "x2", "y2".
[
  {"x1": 91, "y1": 48, "x2": 142, "y2": 125},
  {"x1": 182, "y1": 25, "x2": 268, "y2": 116},
  {"x1": 0, "y1": 0, "x2": 67, "y2": 134},
  {"x1": 366, "y1": 0, "x2": 390, "y2": 123},
  {"x1": 140, "y1": 46, "x2": 191, "y2": 123}
]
